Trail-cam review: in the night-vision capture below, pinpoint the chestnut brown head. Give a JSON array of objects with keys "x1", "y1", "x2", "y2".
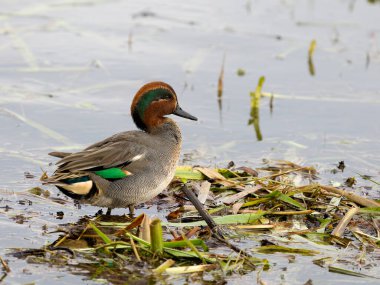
[{"x1": 131, "y1": 82, "x2": 197, "y2": 131}]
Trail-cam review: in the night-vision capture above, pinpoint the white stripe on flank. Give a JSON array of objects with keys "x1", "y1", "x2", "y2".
[{"x1": 131, "y1": 153, "x2": 144, "y2": 162}]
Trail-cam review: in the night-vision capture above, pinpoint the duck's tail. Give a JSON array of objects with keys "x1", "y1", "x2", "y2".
[
  {"x1": 42, "y1": 172, "x2": 95, "y2": 198},
  {"x1": 48, "y1": 151, "x2": 72, "y2": 158}
]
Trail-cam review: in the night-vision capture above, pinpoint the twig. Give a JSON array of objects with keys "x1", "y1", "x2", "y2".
[
  {"x1": 239, "y1": 209, "x2": 313, "y2": 215},
  {"x1": 0, "y1": 256, "x2": 10, "y2": 272},
  {"x1": 47, "y1": 244, "x2": 75, "y2": 256},
  {"x1": 259, "y1": 167, "x2": 306, "y2": 180},
  {"x1": 332, "y1": 207, "x2": 359, "y2": 237},
  {"x1": 129, "y1": 236, "x2": 141, "y2": 262},
  {"x1": 181, "y1": 184, "x2": 222, "y2": 236},
  {"x1": 221, "y1": 185, "x2": 261, "y2": 205},
  {"x1": 181, "y1": 184, "x2": 254, "y2": 260},
  {"x1": 320, "y1": 185, "x2": 380, "y2": 208},
  {"x1": 0, "y1": 273, "x2": 7, "y2": 282}
]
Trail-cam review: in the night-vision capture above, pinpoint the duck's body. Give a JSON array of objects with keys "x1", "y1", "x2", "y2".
[{"x1": 43, "y1": 82, "x2": 197, "y2": 215}]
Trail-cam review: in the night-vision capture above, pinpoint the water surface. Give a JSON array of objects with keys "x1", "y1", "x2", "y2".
[{"x1": 0, "y1": 0, "x2": 379, "y2": 284}]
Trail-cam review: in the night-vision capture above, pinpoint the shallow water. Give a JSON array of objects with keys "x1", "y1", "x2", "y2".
[{"x1": 0, "y1": 0, "x2": 379, "y2": 284}]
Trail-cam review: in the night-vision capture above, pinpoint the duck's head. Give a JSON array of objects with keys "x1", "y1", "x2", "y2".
[{"x1": 131, "y1": 81, "x2": 197, "y2": 131}]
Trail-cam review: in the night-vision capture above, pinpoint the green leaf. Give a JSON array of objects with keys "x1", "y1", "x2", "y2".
[
  {"x1": 163, "y1": 239, "x2": 209, "y2": 251},
  {"x1": 89, "y1": 222, "x2": 112, "y2": 244},
  {"x1": 358, "y1": 207, "x2": 380, "y2": 215},
  {"x1": 265, "y1": 191, "x2": 306, "y2": 210},
  {"x1": 316, "y1": 218, "x2": 332, "y2": 233},
  {"x1": 150, "y1": 219, "x2": 163, "y2": 255},
  {"x1": 217, "y1": 168, "x2": 240, "y2": 179},
  {"x1": 302, "y1": 233, "x2": 331, "y2": 245},
  {"x1": 242, "y1": 198, "x2": 270, "y2": 208},
  {"x1": 175, "y1": 166, "x2": 205, "y2": 180},
  {"x1": 166, "y1": 211, "x2": 265, "y2": 227},
  {"x1": 278, "y1": 193, "x2": 305, "y2": 210},
  {"x1": 163, "y1": 248, "x2": 215, "y2": 263},
  {"x1": 180, "y1": 234, "x2": 206, "y2": 264},
  {"x1": 308, "y1": 39, "x2": 317, "y2": 58},
  {"x1": 250, "y1": 76, "x2": 265, "y2": 109},
  {"x1": 254, "y1": 245, "x2": 319, "y2": 256},
  {"x1": 328, "y1": 266, "x2": 378, "y2": 279}
]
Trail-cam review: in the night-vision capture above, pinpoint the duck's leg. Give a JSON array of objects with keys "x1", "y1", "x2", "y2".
[
  {"x1": 128, "y1": 205, "x2": 135, "y2": 217},
  {"x1": 87, "y1": 173, "x2": 113, "y2": 216}
]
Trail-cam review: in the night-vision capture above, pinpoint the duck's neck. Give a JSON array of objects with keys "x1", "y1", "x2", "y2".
[{"x1": 149, "y1": 118, "x2": 182, "y2": 144}]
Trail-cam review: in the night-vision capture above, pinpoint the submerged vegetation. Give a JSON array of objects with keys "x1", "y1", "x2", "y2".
[{"x1": 7, "y1": 160, "x2": 380, "y2": 284}]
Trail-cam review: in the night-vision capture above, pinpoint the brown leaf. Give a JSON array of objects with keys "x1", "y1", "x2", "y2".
[
  {"x1": 185, "y1": 227, "x2": 200, "y2": 239},
  {"x1": 221, "y1": 185, "x2": 261, "y2": 205},
  {"x1": 331, "y1": 207, "x2": 359, "y2": 237},
  {"x1": 194, "y1": 167, "x2": 235, "y2": 187},
  {"x1": 167, "y1": 209, "x2": 182, "y2": 221},
  {"x1": 139, "y1": 214, "x2": 151, "y2": 242},
  {"x1": 192, "y1": 181, "x2": 211, "y2": 204},
  {"x1": 232, "y1": 202, "x2": 244, "y2": 214},
  {"x1": 236, "y1": 166, "x2": 258, "y2": 177}
]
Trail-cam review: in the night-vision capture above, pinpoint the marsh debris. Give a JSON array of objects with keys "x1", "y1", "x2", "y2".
[{"x1": 10, "y1": 160, "x2": 380, "y2": 283}]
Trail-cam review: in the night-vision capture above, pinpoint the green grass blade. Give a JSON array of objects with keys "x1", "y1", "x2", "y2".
[
  {"x1": 254, "y1": 245, "x2": 319, "y2": 256},
  {"x1": 150, "y1": 219, "x2": 164, "y2": 255},
  {"x1": 166, "y1": 211, "x2": 265, "y2": 227},
  {"x1": 175, "y1": 166, "x2": 205, "y2": 180},
  {"x1": 265, "y1": 190, "x2": 305, "y2": 210},
  {"x1": 358, "y1": 207, "x2": 380, "y2": 215},
  {"x1": 163, "y1": 239, "x2": 209, "y2": 251},
  {"x1": 89, "y1": 222, "x2": 112, "y2": 244},
  {"x1": 328, "y1": 266, "x2": 378, "y2": 279}
]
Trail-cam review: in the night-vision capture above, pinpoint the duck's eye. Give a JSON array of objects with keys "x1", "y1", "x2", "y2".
[{"x1": 162, "y1": 94, "x2": 172, "y2": 100}]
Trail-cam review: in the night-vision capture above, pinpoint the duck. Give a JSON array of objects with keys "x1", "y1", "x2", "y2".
[{"x1": 43, "y1": 81, "x2": 197, "y2": 216}]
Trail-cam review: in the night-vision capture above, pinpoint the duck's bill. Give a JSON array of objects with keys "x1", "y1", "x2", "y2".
[{"x1": 173, "y1": 106, "x2": 198, "y2": 121}]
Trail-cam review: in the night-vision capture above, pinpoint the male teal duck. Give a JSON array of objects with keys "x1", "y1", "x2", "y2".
[{"x1": 43, "y1": 81, "x2": 197, "y2": 215}]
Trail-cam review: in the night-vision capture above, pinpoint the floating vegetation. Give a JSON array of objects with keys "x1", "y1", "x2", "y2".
[
  {"x1": 236, "y1": 68, "x2": 245, "y2": 76},
  {"x1": 10, "y1": 160, "x2": 380, "y2": 283}
]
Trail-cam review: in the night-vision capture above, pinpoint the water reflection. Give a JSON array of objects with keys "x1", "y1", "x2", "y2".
[
  {"x1": 308, "y1": 40, "x2": 317, "y2": 76},
  {"x1": 269, "y1": 93, "x2": 274, "y2": 114},
  {"x1": 0, "y1": 273, "x2": 7, "y2": 283},
  {"x1": 308, "y1": 57, "x2": 315, "y2": 76},
  {"x1": 217, "y1": 55, "x2": 225, "y2": 115},
  {"x1": 248, "y1": 105, "x2": 263, "y2": 141},
  {"x1": 217, "y1": 56, "x2": 225, "y2": 124},
  {"x1": 248, "y1": 77, "x2": 265, "y2": 141}
]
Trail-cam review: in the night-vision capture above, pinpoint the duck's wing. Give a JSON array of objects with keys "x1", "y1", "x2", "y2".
[{"x1": 54, "y1": 131, "x2": 147, "y2": 173}]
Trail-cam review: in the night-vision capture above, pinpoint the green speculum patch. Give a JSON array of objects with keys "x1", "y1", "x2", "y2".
[
  {"x1": 63, "y1": 168, "x2": 127, "y2": 184},
  {"x1": 95, "y1": 168, "x2": 128, "y2": 179}
]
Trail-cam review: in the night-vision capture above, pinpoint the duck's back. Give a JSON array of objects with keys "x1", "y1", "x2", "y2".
[
  {"x1": 87, "y1": 119, "x2": 183, "y2": 208},
  {"x1": 49, "y1": 119, "x2": 182, "y2": 208}
]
